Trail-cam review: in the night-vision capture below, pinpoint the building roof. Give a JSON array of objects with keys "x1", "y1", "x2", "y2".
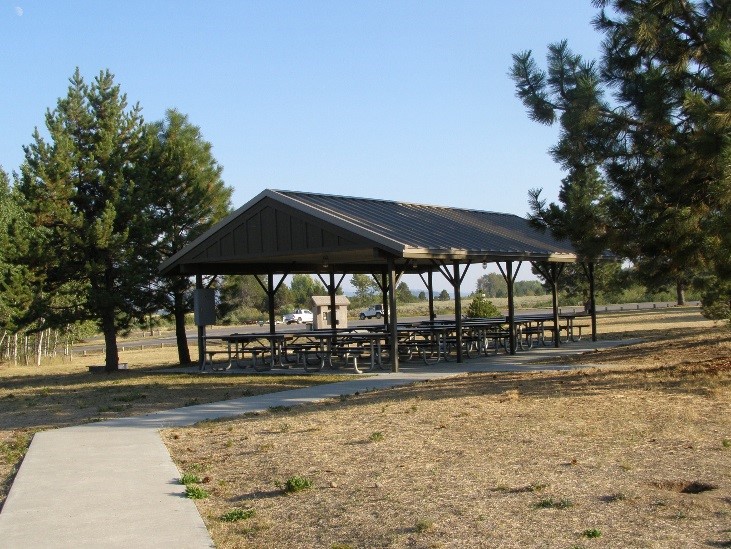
[
  {"x1": 311, "y1": 295, "x2": 350, "y2": 307},
  {"x1": 159, "y1": 189, "x2": 577, "y2": 276}
]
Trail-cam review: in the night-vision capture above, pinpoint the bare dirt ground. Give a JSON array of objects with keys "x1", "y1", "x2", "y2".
[{"x1": 161, "y1": 309, "x2": 731, "y2": 548}]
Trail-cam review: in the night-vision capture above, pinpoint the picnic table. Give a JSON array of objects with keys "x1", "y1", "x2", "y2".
[
  {"x1": 202, "y1": 333, "x2": 287, "y2": 371},
  {"x1": 559, "y1": 311, "x2": 590, "y2": 342},
  {"x1": 394, "y1": 318, "x2": 509, "y2": 364},
  {"x1": 284, "y1": 329, "x2": 388, "y2": 374},
  {"x1": 199, "y1": 312, "x2": 590, "y2": 373},
  {"x1": 513, "y1": 312, "x2": 590, "y2": 348}
]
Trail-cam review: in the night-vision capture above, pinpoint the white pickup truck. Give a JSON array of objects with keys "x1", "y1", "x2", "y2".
[{"x1": 282, "y1": 308, "x2": 313, "y2": 324}]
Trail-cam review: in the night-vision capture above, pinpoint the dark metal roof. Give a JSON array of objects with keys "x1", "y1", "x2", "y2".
[
  {"x1": 278, "y1": 190, "x2": 576, "y2": 256},
  {"x1": 159, "y1": 189, "x2": 577, "y2": 276}
]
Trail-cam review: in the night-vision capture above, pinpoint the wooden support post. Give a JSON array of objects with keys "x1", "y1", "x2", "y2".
[
  {"x1": 267, "y1": 272, "x2": 276, "y2": 334},
  {"x1": 497, "y1": 261, "x2": 521, "y2": 355},
  {"x1": 387, "y1": 257, "x2": 399, "y2": 372},
  {"x1": 428, "y1": 269, "x2": 435, "y2": 321},
  {"x1": 506, "y1": 262, "x2": 516, "y2": 355},
  {"x1": 550, "y1": 263, "x2": 560, "y2": 348},
  {"x1": 381, "y1": 270, "x2": 389, "y2": 326},
  {"x1": 329, "y1": 269, "x2": 337, "y2": 333},
  {"x1": 453, "y1": 261, "x2": 463, "y2": 363},
  {"x1": 196, "y1": 274, "x2": 206, "y2": 369}
]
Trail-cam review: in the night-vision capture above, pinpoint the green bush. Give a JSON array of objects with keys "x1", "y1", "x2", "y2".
[
  {"x1": 702, "y1": 299, "x2": 730, "y2": 324},
  {"x1": 414, "y1": 518, "x2": 434, "y2": 533},
  {"x1": 185, "y1": 485, "x2": 209, "y2": 499},
  {"x1": 222, "y1": 306, "x2": 265, "y2": 325},
  {"x1": 466, "y1": 294, "x2": 502, "y2": 318},
  {"x1": 533, "y1": 497, "x2": 572, "y2": 509},
  {"x1": 282, "y1": 475, "x2": 313, "y2": 494},
  {"x1": 180, "y1": 472, "x2": 201, "y2": 485},
  {"x1": 220, "y1": 508, "x2": 255, "y2": 522}
]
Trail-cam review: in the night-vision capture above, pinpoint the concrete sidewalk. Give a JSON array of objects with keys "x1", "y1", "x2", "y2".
[{"x1": 0, "y1": 339, "x2": 632, "y2": 548}]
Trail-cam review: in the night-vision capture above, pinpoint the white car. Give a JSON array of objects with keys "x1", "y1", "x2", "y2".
[{"x1": 282, "y1": 308, "x2": 313, "y2": 324}]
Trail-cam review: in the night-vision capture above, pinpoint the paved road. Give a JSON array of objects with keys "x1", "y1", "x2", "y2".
[{"x1": 73, "y1": 301, "x2": 697, "y2": 355}]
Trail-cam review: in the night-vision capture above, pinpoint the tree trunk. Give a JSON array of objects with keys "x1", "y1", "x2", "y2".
[
  {"x1": 50, "y1": 329, "x2": 58, "y2": 357},
  {"x1": 35, "y1": 330, "x2": 44, "y2": 367},
  {"x1": 676, "y1": 280, "x2": 686, "y2": 306},
  {"x1": 174, "y1": 289, "x2": 192, "y2": 365},
  {"x1": 102, "y1": 307, "x2": 119, "y2": 372}
]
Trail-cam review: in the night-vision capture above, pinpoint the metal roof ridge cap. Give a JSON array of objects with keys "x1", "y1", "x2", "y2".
[
  {"x1": 269, "y1": 189, "x2": 408, "y2": 254},
  {"x1": 275, "y1": 189, "x2": 514, "y2": 217}
]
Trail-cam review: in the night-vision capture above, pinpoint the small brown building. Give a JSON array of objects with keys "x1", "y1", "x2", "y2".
[{"x1": 311, "y1": 295, "x2": 350, "y2": 330}]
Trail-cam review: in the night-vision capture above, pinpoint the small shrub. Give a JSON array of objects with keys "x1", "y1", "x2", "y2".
[
  {"x1": 185, "y1": 485, "x2": 209, "y2": 499},
  {"x1": 0, "y1": 431, "x2": 32, "y2": 465},
  {"x1": 583, "y1": 529, "x2": 602, "y2": 538},
  {"x1": 369, "y1": 431, "x2": 384, "y2": 442},
  {"x1": 180, "y1": 472, "x2": 201, "y2": 486},
  {"x1": 414, "y1": 518, "x2": 434, "y2": 533},
  {"x1": 534, "y1": 497, "x2": 572, "y2": 509},
  {"x1": 722, "y1": 439, "x2": 730, "y2": 449},
  {"x1": 97, "y1": 405, "x2": 128, "y2": 413},
  {"x1": 112, "y1": 391, "x2": 147, "y2": 402},
  {"x1": 467, "y1": 294, "x2": 502, "y2": 318},
  {"x1": 283, "y1": 475, "x2": 313, "y2": 493},
  {"x1": 269, "y1": 405, "x2": 291, "y2": 413},
  {"x1": 220, "y1": 508, "x2": 255, "y2": 522}
]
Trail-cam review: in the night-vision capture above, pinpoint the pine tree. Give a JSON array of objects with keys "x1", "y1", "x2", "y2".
[
  {"x1": 218, "y1": 275, "x2": 272, "y2": 322},
  {"x1": 476, "y1": 273, "x2": 508, "y2": 298},
  {"x1": 290, "y1": 274, "x2": 327, "y2": 307},
  {"x1": 395, "y1": 281, "x2": 417, "y2": 303},
  {"x1": 350, "y1": 273, "x2": 379, "y2": 303},
  {"x1": 511, "y1": 1, "x2": 731, "y2": 308},
  {"x1": 0, "y1": 167, "x2": 35, "y2": 336},
  {"x1": 17, "y1": 69, "x2": 153, "y2": 371},
  {"x1": 144, "y1": 109, "x2": 232, "y2": 364}
]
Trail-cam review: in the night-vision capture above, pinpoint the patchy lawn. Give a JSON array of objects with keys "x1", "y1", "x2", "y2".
[
  {"x1": 162, "y1": 311, "x2": 731, "y2": 548},
  {"x1": 0, "y1": 346, "x2": 349, "y2": 510},
  {"x1": 2, "y1": 307, "x2": 729, "y2": 547}
]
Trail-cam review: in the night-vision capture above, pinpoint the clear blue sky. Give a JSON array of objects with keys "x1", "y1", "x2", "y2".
[{"x1": 1, "y1": 1, "x2": 603, "y2": 294}]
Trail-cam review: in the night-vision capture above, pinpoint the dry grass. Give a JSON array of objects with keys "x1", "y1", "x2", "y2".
[
  {"x1": 0, "y1": 346, "x2": 349, "y2": 509},
  {"x1": 162, "y1": 309, "x2": 731, "y2": 548},
  {"x1": 2, "y1": 307, "x2": 730, "y2": 547}
]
